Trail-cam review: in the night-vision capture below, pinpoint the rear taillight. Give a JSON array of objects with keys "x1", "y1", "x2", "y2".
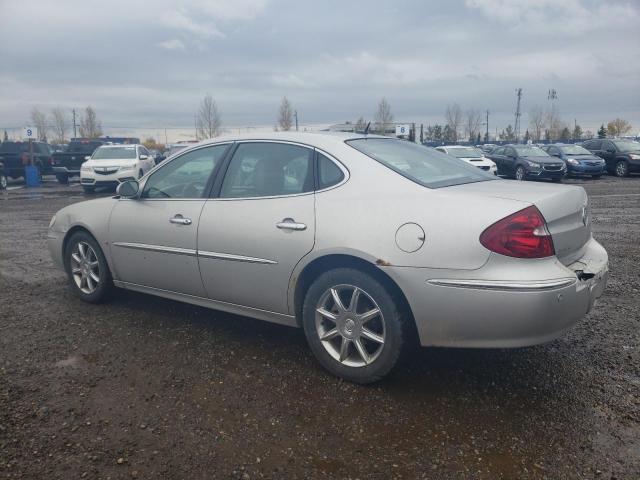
[{"x1": 480, "y1": 206, "x2": 555, "y2": 258}]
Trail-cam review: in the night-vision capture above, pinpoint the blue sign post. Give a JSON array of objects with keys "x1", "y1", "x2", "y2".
[{"x1": 23, "y1": 128, "x2": 41, "y2": 187}]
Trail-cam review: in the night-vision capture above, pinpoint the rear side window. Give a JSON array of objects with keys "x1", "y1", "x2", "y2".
[
  {"x1": 220, "y1": 142, "x2": 313, "y2": 198},
  {"x1": 347, "y1": 138, "x2": 493, "y2": 189},
  {"x1": 317, "y1": 153, "x2": 344, "y2": 189},
  {"x1": 585, "y1": 140, "x2": 601, "y2": 150}
]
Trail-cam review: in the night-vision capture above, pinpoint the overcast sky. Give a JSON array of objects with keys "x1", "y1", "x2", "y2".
[{"x1": 1, "y1": 0, "x2": 639, "y2": 140}]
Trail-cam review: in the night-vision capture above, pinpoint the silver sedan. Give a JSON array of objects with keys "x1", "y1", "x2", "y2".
[{"x1": 47, "y1": 132, "x2": 609, "y2": 383}]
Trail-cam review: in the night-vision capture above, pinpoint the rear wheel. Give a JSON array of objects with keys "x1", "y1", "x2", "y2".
[
  {"x1": 56, "y1": 174, "x2": 69, "y2": 184},
  {"x1": 615, "y1": 160, "x2": 629, "y2": 177},
  {"x1": 64, "y1": 231, "x2": 113, "y2": 303},
  {"x1": 302, "y1": 268, "x2": 409, "y2": 384},
  {"x1": 515, "y1": 166, "x2": 526, "y2": 181}
]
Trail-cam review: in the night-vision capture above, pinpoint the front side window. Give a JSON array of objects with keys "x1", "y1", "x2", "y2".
[
  {"x1": 220, "y1": 142, "x2": 313, "y2": 198},
  {"x1": 492, "y1": 147, "x2": 505, "y2": 156},
  {"x1": 142, "y1": 144, "x2": 228, "y2": 199},
  {"x1": 347, "y1": 138, "x2": 493, "y2": 189},
  {"x1": 584, "y1": 140, "x2": 601, "y2": 150},
  {"x1": 317, "y1": 153, "x2": 345, "y2": 189}
]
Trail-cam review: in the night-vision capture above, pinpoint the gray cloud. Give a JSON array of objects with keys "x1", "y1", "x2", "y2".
[{"x1": 0, "y1": 0, "x2": 638, "y2": 138}]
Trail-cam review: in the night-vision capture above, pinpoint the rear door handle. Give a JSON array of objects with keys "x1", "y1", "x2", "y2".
[
  {"x1": 170, "y1": 214, "x2": 192, "y2": 226},
  {"x1": 276, "y1": 218, "x2": 306, "y2": 231}
]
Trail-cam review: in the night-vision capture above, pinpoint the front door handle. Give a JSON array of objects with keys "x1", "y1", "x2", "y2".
[
  {"x1": 170, "y1": 214, "x2": 192, "y2": 226},
  {"x1": 276, "y1": 218, "x2": 307, "y2": 231}
]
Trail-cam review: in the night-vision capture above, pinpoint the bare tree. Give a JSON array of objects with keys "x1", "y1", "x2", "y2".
[
  {"x1": 30, "y1": 107, "x2": 48, "y2": 141},
  {"x1": 78, "y1": 106, "x2": 103, "y2": 138},
  {"x1": 444, "y1": 103, "x2": 462, "y2": 142},
  {"x1": 196, "y1": 94, "x2": 222, "y2": 140},
  {"x1": 544, "y1": 105, "x2": 563, "y2": 141},
  {"x1": 50, "y1": 107, "x2": 68, "y2": 144},
  {"x1": 607, "y1": 118, "x2": 632, "y2": 137},
  {"x1": 355, "y1": 116, "x2": 366, "y2": 132},
  {"x1": 374, "y1": 97, "x2": 393, "y2": 134},
  {"x1": 277, "y1": 96, "x2": 294, "y2": 131},
  {"x1": 528, "y1": 106, "x2": 546, "y2": 141},
  {"x1": 464, "y1": 108, "x2": 483, "y2": 142}
]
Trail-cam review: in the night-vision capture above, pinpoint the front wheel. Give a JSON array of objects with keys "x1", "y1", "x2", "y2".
[
  {"x1": 302, "y1": 268, "x2": 409, "y2": 384},
  {"x1": 615, "y1": 160, "x2": 629, "y2": 177},
  {"x1": 56, "y1": 174, "x2": 69, "y2": 184},
  {"x1": 64, "y1": 231, "x2": 113, "y2": 303},
  {"x1": 515, "y1": 166, "x2": 526, "y2": 181},
  {"x1": 0, "y1": 173, "x2": 7, "y2": 190}
]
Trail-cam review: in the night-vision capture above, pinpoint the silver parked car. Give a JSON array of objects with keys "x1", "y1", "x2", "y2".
[{"x1": 47, "y1": 132, "x2": 608, "y2": 383}]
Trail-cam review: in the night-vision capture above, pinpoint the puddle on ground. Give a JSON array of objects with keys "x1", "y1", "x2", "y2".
[{"x1": 54, "y1": 353, "x2": 95, "y2": 368}]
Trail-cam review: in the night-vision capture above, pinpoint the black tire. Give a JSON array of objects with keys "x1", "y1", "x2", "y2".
[
  {"x1": 302, "y1": 268, "x2": 409, "y2": 384},
  {"x1": 515, "y1": 166, "x2": 526, "y2": 181},
  {"x1": 615, "y1": 160, "x2": 629, "y2": 177},
  {"x1": 64, "y1": 231, "x2": 114, "y2": 303},
  {"x1": 0, "y1": 174, "x2": 7, "y2": 190},
  {"x1": 82, "y1": 186, "x2": 95, "y2": 194},
  {"x1": 56, "y1": 174, "x2": 69, "y2": 184}
]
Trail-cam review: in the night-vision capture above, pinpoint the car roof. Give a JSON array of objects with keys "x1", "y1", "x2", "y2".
[
  {"x1": 194, "y1": 131, "x2": 388, "y2": 151},
  {"x1": 97, "y1": 143, "x2": 142, "y2": 148}
]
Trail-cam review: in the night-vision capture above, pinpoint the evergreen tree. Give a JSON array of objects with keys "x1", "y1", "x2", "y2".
[
  {"x1": 572, "y1": 124, "x2": 583, "y2": 140},
  {"x1": 559, "y1": 127, "x2": 571, "y2": 141},
  {"x1": 524, "y1": 130, "x2": 530, "y2": 143},
  {"x1": 597, "y1": 124, "x2": 607, "y2": 138}
]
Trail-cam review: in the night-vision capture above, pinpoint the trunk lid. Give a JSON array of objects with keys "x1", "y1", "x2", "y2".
[{"x1": 450, "y1": 180, "x2": 591, "y2": 265}]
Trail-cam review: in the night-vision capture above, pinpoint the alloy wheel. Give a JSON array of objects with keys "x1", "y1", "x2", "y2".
[
  {"x1": 515, "y1": 167, "x2": 525, "y2": 181},
  {"x1": 315, "y1": 284, "x2": 386, "y2": 367},
  {"x1": 616, "y1": 161, "x2": 627, "y2": 177},
  {"x1": 0, "y1": 175, "x2": 7, "y2": 189},
  {"x1": 70, "y1": 241, "x2": 100, "y2": 294}
]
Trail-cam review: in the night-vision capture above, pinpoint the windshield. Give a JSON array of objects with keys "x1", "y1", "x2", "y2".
[
  {"x1": 513, "y1": 146, "x2": 549, "y2": 157},
  {"x1": 615, "y1": 141, "x2": 640, "y2": 152},
  {"x1": 92, "y1": 146, "x2": 137, "y2": 160},
  {"x1": 347, "y1": 138, "x2": 495, "y2": 189},
  {"x1": 0, "y1": 142, "x2": 28, "y2": 153},
  {"x1": 559, "y1": 145, "x2": 591, "y2": 155},
  {"x1": 447, "y1": 147, "x2": 483, "y2": 158}
]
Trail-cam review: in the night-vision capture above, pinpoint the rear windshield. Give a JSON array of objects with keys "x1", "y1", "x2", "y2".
[
  {"x1": 347, "y1": 138, "x2": 495, "y2": 189},
  {"x1": 92, "y1": 146, "x2": 137, "y2": 160},
  {"x1": 0, "y1": 142, "x2": 28, "y2": 153},
  {"x1": 67, "y1": 141, "x2": 103, "y2": 153}
]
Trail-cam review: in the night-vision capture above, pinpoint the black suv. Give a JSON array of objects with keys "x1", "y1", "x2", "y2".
[
  {"x1": 486, "y1": 144, "x2": 566, "y2": 181},
  {"x1": 0, "y1": 141, "x2": 54, "y2": 179},
  {"x1": 582, "y1": 139, "x2": 640, "y2": 177}
]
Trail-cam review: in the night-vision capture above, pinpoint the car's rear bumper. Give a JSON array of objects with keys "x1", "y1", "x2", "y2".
[{"x1": 386, "y1": 237, "x2": 608, "y2": 348}]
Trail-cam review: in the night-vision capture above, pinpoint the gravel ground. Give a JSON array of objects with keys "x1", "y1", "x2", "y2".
[{"x1": 1, "y1": 175, "x2": 638, "y2": 479}]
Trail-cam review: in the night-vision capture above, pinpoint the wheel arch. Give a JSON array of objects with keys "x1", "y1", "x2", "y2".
[
  {"x1": 291, "y1": 253, "x2": 415, "y2": 331},
  {"x1": 61, "y1": 224, "x2": 110, "y2": 274}
]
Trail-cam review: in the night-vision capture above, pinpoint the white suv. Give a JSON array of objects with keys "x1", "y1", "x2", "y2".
[{"x1": 80, "y1": 144, "x2": 156, "y2": 193}]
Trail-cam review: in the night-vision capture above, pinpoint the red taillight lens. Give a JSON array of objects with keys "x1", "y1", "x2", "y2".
[{"x1": 480, "y1": 206, "x2": 555, "y2": 258}]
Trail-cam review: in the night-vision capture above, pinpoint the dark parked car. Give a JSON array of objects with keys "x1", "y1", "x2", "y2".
[
  {"x1": 0, "y1": 162, "x2": 7, "y2": 189},
  {"x1": 52, "y1": 139, "x2": 104, "y2": 184},
  {"x1": 542, "y1": 144, "x2": 606, "y2": 178},
  {"x1": 582, "y1": 139, "x2": 640, "y2": 177},
  {"x1": 486, "y1": 144, "x2": 566, "y2": 182},
  {"x1": 0, "y1": 141, "x2": 54, "y2": 179}
]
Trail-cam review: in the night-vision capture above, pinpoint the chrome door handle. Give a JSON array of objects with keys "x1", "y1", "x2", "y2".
[
  {"x1": 276, "y1": 218, "x2": 307, "y2": 231},
  {"x1": 170, "y1": 215, "x2": 192, "y2": 225}
]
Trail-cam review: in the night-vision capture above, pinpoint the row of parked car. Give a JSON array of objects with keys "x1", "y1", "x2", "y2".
[{"x1": 432, "y1": 139, "x2": 640, "y2": 182}]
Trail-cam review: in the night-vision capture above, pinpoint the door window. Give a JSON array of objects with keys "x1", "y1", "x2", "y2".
[
  {"x1": 492, "y1": 147, "x2": 505, "y2": 155},
  {"x1": 220, "y1": 142, "x2": 313, "y2": 198},
  {"x1": 585, "y1": 140, "x2": 601, "y2": 150},
  {"x1": 141, "y1": 144, "x2": 228, "y2": 199}
]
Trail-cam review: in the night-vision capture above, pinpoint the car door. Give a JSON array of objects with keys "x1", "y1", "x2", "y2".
[
  {"x1": 488, "y1": 147, "x2": 506, "y2": 173},
  {"x1": 600, "y1": 140, "x2": 617, "y2": 167},
  {"x1": 504, "y1": 147, "x2": 518, "y2": 175},
  {"x1": 108, "y1": 143, "x2": 230, "y2": 296},
  {"x1": 197, "y1": 141, "x2": 316, "y2": 314},
  {"x1": 585, "y1": 140, "x2": 603, "y2": 158}
]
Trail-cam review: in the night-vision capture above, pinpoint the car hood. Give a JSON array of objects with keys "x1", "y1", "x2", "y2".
[
  {"x1": 458, "y1": 156, "x2": 495, "y2": 166},
  {"x1": 520, "y1": 156, "x2": 561, "y2": 164},
  {"x1": 85, "y1": 159, "x2": 138, "y2": 168},
  {"x1": 565, "y1": 154, "x2": 604, "y2": 162}
]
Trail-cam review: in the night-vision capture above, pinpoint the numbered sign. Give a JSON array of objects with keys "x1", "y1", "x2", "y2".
[
  {"x1": 23, "y1": 127, "x2": 35, "y2": 140},
  {"x1": 395, "y1": 124, "x2": 410, "y2": 137}
]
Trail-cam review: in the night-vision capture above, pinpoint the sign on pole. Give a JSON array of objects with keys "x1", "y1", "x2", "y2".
[
  {"x1": 395, "y1": 124, "x2": 410, "y2": 137},
  {"x1": 23, "y1": 127, "x2": 36, "y2": 140}
]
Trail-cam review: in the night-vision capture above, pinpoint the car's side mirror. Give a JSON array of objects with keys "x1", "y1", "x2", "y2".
[
  {"x1": 139, "y1": 154, "x2": 148, "y2": 160},
  {"x1": 116, "y1": 180, "x2": 140, "y2": 199},
  {"x1": 84, "y1": 156, "x2": 91, "y2": 160}
]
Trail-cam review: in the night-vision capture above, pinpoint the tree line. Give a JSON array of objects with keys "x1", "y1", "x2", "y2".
[{"x1": 22, "y1": 106, "x2": 102, "y2": 143}]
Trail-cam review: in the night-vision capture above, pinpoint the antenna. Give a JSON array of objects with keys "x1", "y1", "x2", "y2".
[
  {"x1": 364, "y1": 121, "x2": 371, "y2": 135},
  {"x1": 514, "y1": 88, "x2": 523, "y2": 143}
]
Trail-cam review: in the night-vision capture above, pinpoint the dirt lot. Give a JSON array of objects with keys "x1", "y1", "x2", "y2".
[{"x1": 1, "y1": 175, "x2": 639, "y2": 479}]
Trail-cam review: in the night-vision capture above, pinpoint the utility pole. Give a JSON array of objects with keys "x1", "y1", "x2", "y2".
[
  {"x1": 72, "y1": 109, "x2": 77, "y2": 139},
  {"x1": 294, "y1": 110, "x2": 298, "y2": 131},
  {"x1": 194, "y1": 114, "x2": 197, "y2": 140},
  {"x1": 486, "y1": 110, "x2": 489, "y2": 142},
  {"x1": 514, "y1": 88, "x2": 523, "y2": 143}
]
